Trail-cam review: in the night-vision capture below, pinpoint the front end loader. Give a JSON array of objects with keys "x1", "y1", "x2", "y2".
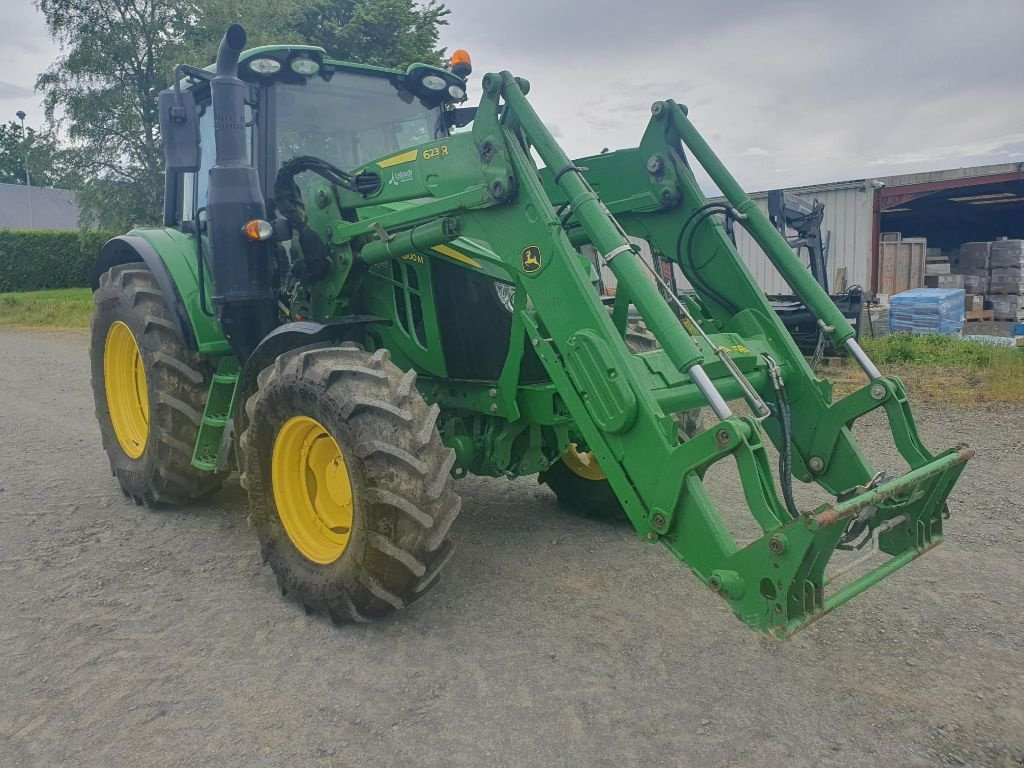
[{"x1": 89, "y1": 25, "x2": 972, "y2": 637}]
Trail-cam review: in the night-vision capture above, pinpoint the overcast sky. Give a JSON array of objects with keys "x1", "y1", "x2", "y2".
[
  {"x1": 2, "y1": 0, "x2": 1022, "y2": 191},
  {"x1": 439, "y1": 0, "x2": 1024, "y2": 190}
]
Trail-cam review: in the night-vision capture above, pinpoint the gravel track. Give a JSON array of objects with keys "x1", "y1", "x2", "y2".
[{"x1": 0, "y1": 328, "x2": 1021, "y2": 768}]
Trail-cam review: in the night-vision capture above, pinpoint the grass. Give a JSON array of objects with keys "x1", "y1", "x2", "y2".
[
  {"x1": 0, "y1": 288, "x2": 93, "y2": 329},
  {"x1": 1, "y1": 290, "x2": 1020, "y2": 405},
  {"x1": 830, "y1": 333, "x2": 1024, "y2": 404}
]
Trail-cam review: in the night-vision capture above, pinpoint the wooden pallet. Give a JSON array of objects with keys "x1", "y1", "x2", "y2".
[{"x1": 965, "y1": 309, "x2": 995, "y2": 322}]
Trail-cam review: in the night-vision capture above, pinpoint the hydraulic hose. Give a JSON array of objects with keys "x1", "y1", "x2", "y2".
[{"x1": 674, "y1": 203, "x2": 738, "y2": 313}]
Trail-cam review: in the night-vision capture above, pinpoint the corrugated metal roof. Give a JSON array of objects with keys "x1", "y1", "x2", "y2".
[
  {"x1": 0, "y1": 184, "x2": 81, "y2": 231},
  {"x1": 741, "y1": 178, "x2": 876, "y2": 198},
  {"x1": 716, "y1": 162, "x2": 1024, "y2": 201},
  {"x1": 877, "y1": 162, "x2": 1024, "y2": 188}
]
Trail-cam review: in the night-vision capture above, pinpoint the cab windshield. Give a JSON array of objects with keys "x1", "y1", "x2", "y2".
[{"x1": 274, "y1": 71, "x2": 445, "y2": 171}]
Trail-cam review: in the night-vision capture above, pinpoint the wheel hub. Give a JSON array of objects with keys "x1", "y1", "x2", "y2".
[
  {"x1": 561, "y1": 443, "x2": 606, "y2": 481},
  {"x1": 272, "y1": 416, "x2": 354, "y2": 564},
  {"x1": 104, "y1": 321, "x2": 150, "y2": 459}
]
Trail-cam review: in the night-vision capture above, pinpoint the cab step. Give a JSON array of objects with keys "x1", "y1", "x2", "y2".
[{"x1": 192, "y1": 358, "x2": 239, "y2": 472}]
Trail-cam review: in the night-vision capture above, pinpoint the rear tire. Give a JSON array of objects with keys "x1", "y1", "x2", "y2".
[
  {"x1": 239, "y1": 343, "x2": 461, "y2": 622},
  {"x1": 90, "y1": 262, "x2": 225, "y2": 506},
  {"x1": 539, "y1": 323, "x2": 704, "y2": 523}
]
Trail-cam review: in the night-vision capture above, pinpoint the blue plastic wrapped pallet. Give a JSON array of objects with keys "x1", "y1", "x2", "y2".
[{"x1": 888, "y1": 288, "x2": 965, "y2": 335}]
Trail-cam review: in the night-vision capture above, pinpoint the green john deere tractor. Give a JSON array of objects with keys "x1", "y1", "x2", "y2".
[{"x1": 89, "y1": 25, "x2": 972, "y2": 636}]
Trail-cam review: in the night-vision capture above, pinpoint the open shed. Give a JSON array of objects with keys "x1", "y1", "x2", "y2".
[
  {"x1": 717, "y1": 162, "x2": 1024, "y2": 296},
  {"x1": 875, "y1": 164, "x2": 1024, "y2": 287}
]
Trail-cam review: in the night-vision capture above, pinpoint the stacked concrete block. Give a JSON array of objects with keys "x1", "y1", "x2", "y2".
[
  {"x1": 925, "y1": 273, "x2": 964, "y2": 289},
  {"x1": 989, "y1": 294, "x2": 1024, "y2": 321},
  {"x1": 956, "y1": 241, "x2": 991, "y2": 295},
  {"x1": 987, "y1": 239, "x2": 1024, "y2": 320}
]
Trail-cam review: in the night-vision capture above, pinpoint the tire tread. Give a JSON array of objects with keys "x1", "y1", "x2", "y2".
[
  {"x1": 90, "y1": 262, "x2": 226, "y2": 507},
  {"x1": 239, "y1": 344, "x2": 460, "y2": 623}
]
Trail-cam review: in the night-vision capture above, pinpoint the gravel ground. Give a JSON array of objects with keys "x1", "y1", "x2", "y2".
[{"x1": 1, "y1": 328, "x2": 1022, "y2": 768}]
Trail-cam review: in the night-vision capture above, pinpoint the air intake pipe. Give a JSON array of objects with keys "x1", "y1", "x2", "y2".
[{"x1": 207, "y1": 24, "x2": 277, "y2": 361}]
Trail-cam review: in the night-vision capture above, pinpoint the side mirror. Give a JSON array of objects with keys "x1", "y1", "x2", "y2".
[
  {"x1": 446, "y1": 107, "x2": 477, "y2": 129},
  {"x1": 159, "y1": 89, "x2": 200, "y2": 172}
]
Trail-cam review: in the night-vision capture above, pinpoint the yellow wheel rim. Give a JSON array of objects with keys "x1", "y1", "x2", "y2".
[
  {"x1": 104, "y1": 321, "x2": 150, "y2": 459},
  {"x1": 272, "y1": 416, "x2": 355, "y2": 565},
  {"x1": 561, "y1": 443, "x2": 606, "y2": 481}
]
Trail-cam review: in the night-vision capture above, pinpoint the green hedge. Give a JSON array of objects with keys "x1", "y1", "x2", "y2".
[{"x1": 0, "y1": 229, "x2": 117, "y2": 292}]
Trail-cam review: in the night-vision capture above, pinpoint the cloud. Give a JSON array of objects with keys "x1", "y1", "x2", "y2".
[
  {"x1": 0, "y1": 4, "x2": 57, "y2": 126},
  {"x1": 442, "y1": 0, "x2": 1024, "y2": 189},
  {"x1": 868, "y1": 134, "x2": 1024, "y2": 167},
  {"x1": 0, "y1": 81, "x2": 35, "y2": 100},
  {"x1": 2, "y1": 0, "x2": 1022, "y2": 192}
]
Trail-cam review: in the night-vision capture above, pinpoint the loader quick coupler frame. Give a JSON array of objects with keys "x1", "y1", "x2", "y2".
[
  {"x1": 306, "y1": 71, "x2": 971, "y2": 637},
  {"x1": 139, "y1": 31, "x2": 971, "y2": 636}
]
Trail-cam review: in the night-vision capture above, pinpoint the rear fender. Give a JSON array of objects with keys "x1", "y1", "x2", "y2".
[{"x1": 92, "y1": 228, "x2": 230, "y2": 356}]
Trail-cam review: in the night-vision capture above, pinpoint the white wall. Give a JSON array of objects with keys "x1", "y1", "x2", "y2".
[
  {"x1": 593, "y1": 182, "x2": 877, "y2": 296},
  {"x1": 717, "y1": 182, "x2": 876, "y2": 295}
]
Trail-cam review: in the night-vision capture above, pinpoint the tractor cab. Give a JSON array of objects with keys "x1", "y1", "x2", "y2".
[
  {"x1": 165, "y1": 43, "x2": 468, "y2": 232},
  {"x1": 162, "y1": 38, "x2": 535, "y2": 389},
  {"x1": 158, "y1": 34, "x2": 472, "y2": 364}
]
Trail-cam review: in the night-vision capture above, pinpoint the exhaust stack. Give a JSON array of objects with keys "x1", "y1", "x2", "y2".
[{"x1": 207, "y1": 24, "x2": 276, "y2": 360}]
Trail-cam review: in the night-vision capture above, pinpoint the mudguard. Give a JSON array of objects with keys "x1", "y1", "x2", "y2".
[
  {"x1": 93, "y1": 228, "x2": 230, "y2": 356},
  {"x1": 229, "y1": 318, "x2": 390, "y2": 465},
  {"x1": 238, "y1": 317, "x2": 389, "y2": 405}
]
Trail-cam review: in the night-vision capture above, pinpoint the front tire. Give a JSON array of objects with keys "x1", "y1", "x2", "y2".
[
  {"x1": 239, "y1": 343, "x2": 461, "y2": 622},
  {"x1": 90, "y1": 262, "x2": 225, "y2": 506}
]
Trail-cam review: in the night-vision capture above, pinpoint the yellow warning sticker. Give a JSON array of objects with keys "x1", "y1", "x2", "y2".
[{"x1": 376, "y1": 149, "x2": 419, "y2": 169}]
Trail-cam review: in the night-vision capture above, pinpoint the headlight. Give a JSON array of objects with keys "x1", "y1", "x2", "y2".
[
  {"x1": 448, "y1": 84, "x2": 465, "y2": 100},
  {"x1": 290, "y1": 58, "x2": 320, "y2": 76},
  {"x1": 248, "y1": 57, "x2": 281, "y2": 76},
  {"x1": 421, "y1": 75, "x2": 447, "y2": 91}
]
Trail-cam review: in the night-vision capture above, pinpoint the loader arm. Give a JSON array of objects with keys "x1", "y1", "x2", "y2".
[{"x1": 320, "y1": 73, "x2": 970, "y2": 637}]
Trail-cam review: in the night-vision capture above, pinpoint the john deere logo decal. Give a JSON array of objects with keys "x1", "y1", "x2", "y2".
[{"x1": 522, "y1": 246, "x2": 542, "y2": 273}]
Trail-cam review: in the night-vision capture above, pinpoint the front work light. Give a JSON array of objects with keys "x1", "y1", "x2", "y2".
[
  {"x1": 421, "y1": 74, "x2": 447, "y2": 91},
  {"x1": 248, "y1": 57, "x2": 281, "y2": 76},
  {"x1": 242, "y1": 219, "x2": 273, "y2": 241},
  {"x1": 290, "y1": 58, "x2": 320, "y2": 76}
]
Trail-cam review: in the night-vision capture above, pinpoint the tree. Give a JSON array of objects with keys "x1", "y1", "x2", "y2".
[
  {"x1": 188, "y1": 0, "x2": 450, "y2": 67},
  {"x1": 187, "y1": 0, "x2": 310, "y2": 61},
  {"x1": 34, "y1": 0, "x2": 451, "y2": 229},
  {"x1": 293, "y1": 0, "x2": 449, "y2": 67},
  {"x1": 35, "y1": 0, "x2": 197, "y2": 230},
  {"x1": 0, "y1": 121, "x2": 66, "y2": 188}
]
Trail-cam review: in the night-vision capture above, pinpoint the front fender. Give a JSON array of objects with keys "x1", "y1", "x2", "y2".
[{"x1": 93, "y1": 228, "x2": 230, "y2": 356}]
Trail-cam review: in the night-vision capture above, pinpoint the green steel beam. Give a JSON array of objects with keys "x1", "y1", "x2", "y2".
[{"x1": 665, "y1": 102, "x2": 856, "y2": 343}]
